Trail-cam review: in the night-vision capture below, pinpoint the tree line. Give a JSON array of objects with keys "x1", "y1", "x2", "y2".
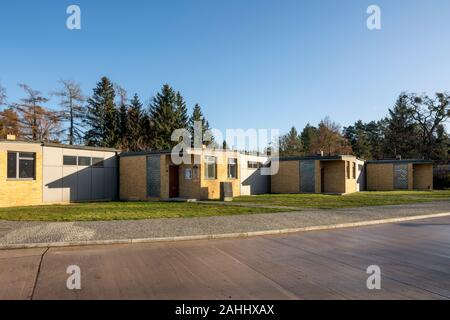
[
  {"x1": 1, "y1": 79, "x2": 449, "y2": 162},
  {"x1": 0, "y1": 77, "x2": 211, "y2": 152},
  {"x1": 278, "y1": 93, "x2": 450, "y2": 162}
]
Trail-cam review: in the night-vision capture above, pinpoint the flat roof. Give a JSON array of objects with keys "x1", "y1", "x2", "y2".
[
  {"x1": 0, "y1": 139, "x2": 120, "y2": 152},
  {"x1": 366, "y1": 159, "x2": 433, "y2": 164},
  {"x1": 278, "y1": 155, "x2": 356, "y2": 162}
]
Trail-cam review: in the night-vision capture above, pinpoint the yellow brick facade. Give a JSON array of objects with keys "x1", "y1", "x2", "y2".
[
  {"x1": 366, "y1": 163, "x2": 394, "y2": 191},
  {"x1": 413, "y1": 163, "x2": 433, "y2": 190},
  {"x1": 0, "y1": 142, "x2": 43, "y2": 207},
  {"x1": 271, "y1": 160, "x2": 300, "y2": 194},
  {"x1": 119, "y1": 155, "x2": 147, "y2": 201}
]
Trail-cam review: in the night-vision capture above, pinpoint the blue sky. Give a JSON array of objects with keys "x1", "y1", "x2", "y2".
[{"x1": 1, "y1": 0, "x2": 449, "y2": 137}]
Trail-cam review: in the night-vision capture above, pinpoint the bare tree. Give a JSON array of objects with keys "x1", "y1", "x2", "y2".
[
  {"x1": 310, "y1": 117, "x2": 353, "y2": 156},
  {"x1": 13, "y1": 84, "x2": 61, "y2": 142},
  {"x1": 408, "y1": 93, "x2": 450, "y2": 158},
  {"x1": 53, "y1": 80, "x2": 86, "y2": 145}
]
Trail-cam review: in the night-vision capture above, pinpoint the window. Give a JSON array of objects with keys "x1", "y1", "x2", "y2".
[
  {"x1": 63, "y1": 156, "x2": 77, "y2": 166},
  {"x1": 92, "y1": 158, "x2": 104, "y2": 168},
  {"x1": 78, "y1": 156, "x2": 91, "y2": 166},
  {"x1": 228, "y1": 158, "x2": 238, "y2": 179},
  {"x1": 204, "y1": 156, "x2": 216, "y2": 179},
  {"x1": 185, "y1": 168, "x2": 192, "y2": 180},
  {"x1": 247, "y1": 161, "x2": 261, "y2": 169},
  {"x1": 352, "y1": 162, "x2": 356, "y2": 179},
  {"x1": 7, "y1": 152, "x2": 35, "y2": 180},
  {"x1": 346, "y1": 161, "x2": 350, "y2": 179}
]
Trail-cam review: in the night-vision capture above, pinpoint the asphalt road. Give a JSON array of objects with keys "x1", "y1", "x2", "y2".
[{"x1": 1, "y1": 216, "x2": 449, "y2": 300}]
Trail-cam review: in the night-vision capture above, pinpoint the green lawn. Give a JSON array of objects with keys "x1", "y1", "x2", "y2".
[
  {"x1": 0, "y1": 202, "x2": 287, "y2": 222},
  {"x1": 234, "y1": 190, "x2": 450, "y2": 209}
]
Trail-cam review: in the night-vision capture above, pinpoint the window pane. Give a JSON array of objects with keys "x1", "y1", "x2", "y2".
[
  {"x1": 228, "y1": 158, "x2": 237, "y2": 179},
  {"x1": 19, "y1": 152, "x2": 34, "y2": 159},
  {"x1": 92, "y1": 158, "x2": 104, "y2": 167},
  {"x1": 78, "y1": 157, "x2": 91, "y2": 166},
  {"x1": 63, "y1": 156, "x2": 77, "y2": 166},
  {"x1": 7, "y1": 152, "x2": 17, "y2": 179},
  {"x1": 19, "y1": 159, "x2": 35, "y2": 179}
]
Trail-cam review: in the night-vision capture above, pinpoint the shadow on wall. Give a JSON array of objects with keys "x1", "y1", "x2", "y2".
[
  {"x1": 241, "y1": 168, "x2": 270, "y2": 194},
  {"x1": 44, "y1": 164, "x2": 118, "y2": 203}
]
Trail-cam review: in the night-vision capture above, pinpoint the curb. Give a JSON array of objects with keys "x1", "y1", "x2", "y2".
[{"x1": 1, "y1": 211, "x2": 450, "y2": 250}]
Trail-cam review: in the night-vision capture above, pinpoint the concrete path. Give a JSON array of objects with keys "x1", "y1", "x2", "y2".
[
  {"x1": 1, "y1": 201, "x2": 450, "y2": 248},
  {"x1": 1, "y1": 215, "x2": 449, "y2": 300}
]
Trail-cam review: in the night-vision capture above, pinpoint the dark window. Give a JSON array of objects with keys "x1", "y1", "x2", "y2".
[
  {"x1": 63, "y1": 156, "x2": 77, "y2": 166},
  {"x1": 204, "y1": 156, "x2": 216, "y2": 179},
  {"x1": 352, "y1": 162, "x2": 356, "y2": 179},
  {"x1": 228, "y1": 158, "x2": 237, "y2": 179},
  {"x1": 247, "y1": 161, "x2": 262, "y2": 169},
  {"x1": 346, "y1": 161, "x2": 351, "y2": 179},
  {"x1": 78, "y1": 157, "x2": 91, "y2": 166},
  {"x1": 7, "y1": 152, "x2": 17, "y2": 179},
  {"x1": 7, "y1": 152, "x2": 35, "y2": 180},
  {"x1": 92, "y1": 158, "x2": 104, "y2": 167}
]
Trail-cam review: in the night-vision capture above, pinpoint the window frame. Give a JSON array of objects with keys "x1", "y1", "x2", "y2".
[
  {"x1": 77, "y1": 156, "x2": 92, "y2": 166},
  {"x1": 92, "y1": 157, "x2": 105, "y2": 168},
  {"x1": 204, "y1": 156, "x2": 217, "y2": 180},
  {"x1": 63, "y1": 155, "x2": 77, "y2": 166},
  {"x1": 228, "y1": 158, "x2": 238, "y2": 179},
  {"x1": 7, "y1": 151, "x2": 36, "y2": 181}
]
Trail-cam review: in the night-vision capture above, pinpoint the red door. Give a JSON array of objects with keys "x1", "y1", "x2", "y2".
[{"x1": 169, "y1": 166, "x2": 179, "y2": 198}]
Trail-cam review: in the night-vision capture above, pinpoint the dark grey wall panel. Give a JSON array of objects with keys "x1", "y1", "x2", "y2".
[
  {"x1": 147, "y1": 155, "x2": 161, "y2": 197},
  {"x1": 77, "y1": 168, "x2": 92, "y2": 201},
  {"x1": 300, "y1": 161, "x2": 315, "y2": 193},
  {"x1": 394, "y1": 164, "x2": 408, "y2": 190},
  {"x1": 92, "y1": 168, "x2": 106, "y2": 200}
]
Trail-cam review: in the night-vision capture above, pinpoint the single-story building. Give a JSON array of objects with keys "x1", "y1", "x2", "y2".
[
  {"x1": 271, "y1": 155, "x2": 365, "y2": 195},
  {"x1": 120, "y1": 148, "x2": 239, "y2": 201},
  {"x1": 366, "y1": 160, "x2": 433, "y2": 191},
  {"x1": 0, "y1": 137, "x2": 119, "y2": 207}
]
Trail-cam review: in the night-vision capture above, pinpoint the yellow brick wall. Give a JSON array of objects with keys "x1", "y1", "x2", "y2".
[
  {"x1": 119, "y1": 155, "x2": 147, "y2": 201},
  {"x1": 271, "y1": 160, "x2": 300, "y2": 194},
  {"x1": 0, "y1": 142, "x2": 43, "y2": 207},
  {"x1": 413, "y1": 163, "x2": 433, "y2": 190},
  {"x1": 366, "y1": 163, "x2": 394, "y2": 191},
  {"x1": 200, "y1": 152, "x2": 241, "y2": 200},
  {"x1": 321, "y1": 160, "x2": 346, "y2": 194}
]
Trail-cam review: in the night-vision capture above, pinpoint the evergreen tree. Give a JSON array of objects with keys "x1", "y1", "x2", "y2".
[
  {"x1": 384, "y1": 94, "x2": 421, "y2": 159},
  {"x1": 84, "y1": 77, "x2": 118, "y2": 147},
  {"x1": 188, "y1": 103, "x2": 212, "y2": 147},
  {"x1": 300, "y1": 124, "x2": 318, "y2": 155},
  {"x1": 148, "y1": 84, "x2": 186, "y2": 149},
  {"x1": 279, "y1": 126, "x2": 303, "y2": 156},
  {"x1": 125, "y1": 94, "x2": 144, "y2": 152},
  {"x1": 343, "y1": 120, "x2": 372, "y2": 159}
]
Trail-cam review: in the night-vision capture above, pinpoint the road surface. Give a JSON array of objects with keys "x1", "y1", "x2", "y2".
[{"x1": 1, "y1": 216, "x2": 449, "y2": 299}]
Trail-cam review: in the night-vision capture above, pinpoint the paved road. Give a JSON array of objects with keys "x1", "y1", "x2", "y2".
[{"x1": 1, "y1": 216, "x2": 449, "y2": 300}]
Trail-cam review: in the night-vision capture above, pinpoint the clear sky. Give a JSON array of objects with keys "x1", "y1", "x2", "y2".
[{"x1": 1, "y1": 0, "x2": 449, "y2": 137}]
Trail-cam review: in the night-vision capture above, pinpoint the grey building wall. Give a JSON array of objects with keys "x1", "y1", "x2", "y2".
[
  {"x1": 43, "y1": 146, "x2": 118, "y2": 203},
  {"x1": 239, "y1": 154, "x2": 270, "y2": 196}
]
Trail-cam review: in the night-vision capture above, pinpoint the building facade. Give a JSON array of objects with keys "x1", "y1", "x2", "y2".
[
  {"x1": 120, "y1": 149, "x2": 244, "y2": 201},
  {"x1": 366, "y1": 160, "x2": 433, "y2": 191},
  {"x1": 271, "y1": 155, "x2": 366, "y2": 195},
  {"x1": 0, "y1": 139, "x2": 119, "y2": 207}
]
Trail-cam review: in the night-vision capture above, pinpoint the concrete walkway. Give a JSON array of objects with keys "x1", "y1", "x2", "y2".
[{"x1": 0, "y1": 201, "x2": 450, "y2": 248}]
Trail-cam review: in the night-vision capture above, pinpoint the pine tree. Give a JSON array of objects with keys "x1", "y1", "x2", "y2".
[
  {"x1": 84, "y1": 77, "x2": 118, "y2": 147},
  {"x1": 279, "y1": 126, "x2": 303, "y2": 156},
  {"x1": 300, "y1": 124, "x2": 318, "y2": 155},
  {"x1": 384, "y1": 95, "x2": 421, "y2": 159},
  {"x1": 0, "y1": 108, "x2": 21, "y2": 139},
  {"x1": 188, "y1": 103, "x2": 212, "y2": 147},
  {"x1": 149, "y1": 84, "x2": 187, "y2": 149},
  {"x1": 343, "y1": 120, "x2": 372, "y2": 159},
  {"x1": 125, "y1": 94, "x2": 144, "y2": 152}
]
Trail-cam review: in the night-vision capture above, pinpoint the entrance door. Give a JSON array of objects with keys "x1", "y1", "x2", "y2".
[{"x1": 169, "y1": 166, "x2": 179, "y2": 198}]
